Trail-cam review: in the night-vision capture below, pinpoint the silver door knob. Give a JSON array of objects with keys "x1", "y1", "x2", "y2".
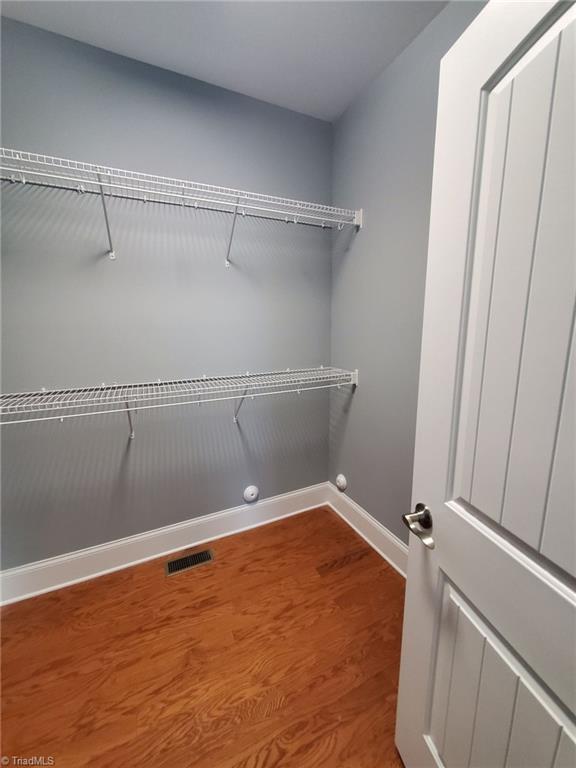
[{"x1": 402, "y1": 503, "x2": 435, "y2": 549}]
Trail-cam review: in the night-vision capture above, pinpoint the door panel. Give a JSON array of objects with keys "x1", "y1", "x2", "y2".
[
  {"x1": 469, "y1": 643, "x2": 518, "y2": 768},
  {"x1": 396, "y1": 4, "x2": 576, "y2": 767},
  {"x1": 469, "y1": 32, "x2": 560, "y2": 529},
  {"x1": 506, "y1": 683, "x2": 561, "y2": 768},
  {"x1": 439, "y1": 600, "x2": 485, "y2": 767},
  {"x1": 453, "y1": 18, "x2": 575, "y2": 563},
  {"x1": 428, "y1": 588, "x2": 459, "y2": 753},
  {"x1": 501, "y1": 21, "x2": 575, "y2": 550},
  {"x1": 555, "y1": 731, "x2": 576, "y2": 768},
  {"x1": 438, "y1": 502, "x2": 574, "y2": 713},
  {"x1": 453, "y1": 81, "x2": 513, "y2": 505},
  {"x1": 428, "y1": 582, "x2": 573, "y2": 768},
  {"x1": 541, "y1": 341, "x2": 575, "y2": 575}
]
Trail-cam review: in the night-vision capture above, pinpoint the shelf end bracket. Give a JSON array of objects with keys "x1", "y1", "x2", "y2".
[{"x1": 354, "y1": 209, "x2": 363, "y2": 231}]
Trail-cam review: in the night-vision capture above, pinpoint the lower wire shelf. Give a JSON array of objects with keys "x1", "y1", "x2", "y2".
[{"x1": 0, "y1": 366, "x2": 358, "y2": 429}]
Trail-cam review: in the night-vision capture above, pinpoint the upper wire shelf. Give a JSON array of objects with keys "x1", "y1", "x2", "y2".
[
  {"x1": 0, "y1": 148, "x2": 362, "y2": 230},
  {"x1": 0, "y1": 367, "x2": 358, "y2": 431}
]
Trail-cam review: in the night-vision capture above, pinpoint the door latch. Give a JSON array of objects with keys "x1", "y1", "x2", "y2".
[{"x1": 402, "y1": 503, "x2": 435, "y2": 549}]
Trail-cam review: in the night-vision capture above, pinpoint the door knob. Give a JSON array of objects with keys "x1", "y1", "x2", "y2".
[{"x1": 402, "y1": 503, "x2": 435, "y2": 549}]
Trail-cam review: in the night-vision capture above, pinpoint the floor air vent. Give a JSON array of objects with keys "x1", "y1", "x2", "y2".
[{"x1": 165, "y1": 549, "x2": 214, "y2": 576}]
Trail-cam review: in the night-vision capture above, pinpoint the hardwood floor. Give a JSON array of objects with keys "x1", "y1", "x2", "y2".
[{"x1": 1, "y1": 506, "x2": 406, "y2": 767}]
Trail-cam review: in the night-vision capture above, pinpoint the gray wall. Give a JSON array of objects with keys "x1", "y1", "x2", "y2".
[
  {"x1": 330, "y1": 2, "x2": 484, "y2": 543},
  {"x1": 1, "y1": 19, "x2": 333, "y2": 567},
  {"x1": 2, "y1": 5, "x2": 485, "y2": 568}
]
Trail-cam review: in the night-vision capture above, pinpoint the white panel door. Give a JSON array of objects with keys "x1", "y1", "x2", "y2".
[{"x1": 396, "y1": 3, "x2": 576, "y2": 766}]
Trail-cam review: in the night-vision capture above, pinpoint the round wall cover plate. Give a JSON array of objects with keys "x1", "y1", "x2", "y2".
[
  {"x1": 335, "y1": 474, "x2": 347, "y2": 491},
  {"x1": 243, "y1": 485, "x2": 259, "y2": 503}
]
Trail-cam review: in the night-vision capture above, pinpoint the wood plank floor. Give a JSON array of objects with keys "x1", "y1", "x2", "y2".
[{"x1": 1, "y1": 506, "x2": 406, "y2": 767}]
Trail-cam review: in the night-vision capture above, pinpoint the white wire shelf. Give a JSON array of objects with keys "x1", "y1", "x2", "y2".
[
  {"x1": 0, "y1": 367, "x2": 358, "y2": 429},
  {"x1": 0, "y1": 148, "x2": 362, "y2": 230}
]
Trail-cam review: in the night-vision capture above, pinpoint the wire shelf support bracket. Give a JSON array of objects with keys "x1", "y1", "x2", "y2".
[
  {"x1": 97, "y1": 172, "x2": 117, "y2": 260},
  {"x1": 225, "y1": 196, "x2": 241, "y2": 268},
  {"x1": 233, "y1": 385, "x2": 249, "y2": 423},
  {"x1": 125, "y1": 401, "x2": 136, "y2": 439}
]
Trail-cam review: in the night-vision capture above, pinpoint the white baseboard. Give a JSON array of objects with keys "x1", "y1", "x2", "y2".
[
  {"x1": 324, "y1": 482, "x2": 408, "y2": 577},
  {"x1": 1, "y1": 481, "x2": 407, "y2": 605},
  {"x1": 0, "y1": 482, "x2": 329, "y2": 605}
]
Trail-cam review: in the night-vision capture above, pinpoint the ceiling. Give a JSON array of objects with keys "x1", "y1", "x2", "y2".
[{"x1": 1, "y1": 1, "x2": 448, "y2": 121}]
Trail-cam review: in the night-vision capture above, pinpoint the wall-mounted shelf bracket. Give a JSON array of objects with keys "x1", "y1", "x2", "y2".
[
  {"x1": 125, "y1": 401, "x2": 136, "y2": 439},
  {"x1": 354, "y1": 210, "x2": 363, "y2": 230},
  {"x1": 352, "y1": 369, "x2": 359, "y2": 387},
  {"x1": 225, "y1": 196, "x2": 241, "y2": 268},
  {"x1": 233, "y1": 386, "x2": 249, "y2": 423},
  {"x1": 97, "y1": 172, "x2": 116, "y2": 260}
]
